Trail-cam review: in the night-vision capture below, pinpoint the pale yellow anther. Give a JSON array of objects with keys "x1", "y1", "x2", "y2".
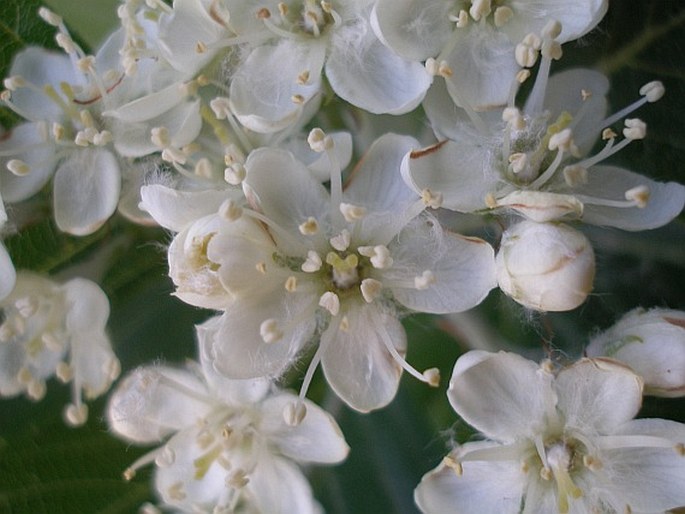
[
  {"x1": 228, "y1": 469, "x2": 249, "y2": 489},
  {"x1": 508, "y1": 153, "x2": 528, "y2": 174},
  {"x1": 193, "y1": 157, "x2": 213, "y2": 179},
  {"x1": 319, "y1": 291, "x2": 340, "y2": 316},
  {"x1": 278, "y1": 2, "x2": 288, "y2": 17},
  {"x1": 301, "y1": 250, "x2": 323, "y2": 272},
  {"x1": 17, "y1": 367, "x2": 32, "y2": 385},
  {"x1": 516, "y1": 69, "x2": 531, "y2": 83},
  {"x1": 56, "y1": 33, "x2": 77, "y2": 54},
  {"x1": 540, "y1": 466, "x2": 552, "y2": 481},
  {"x1": 38, "y1": 7, "x2": 63, "y2": 26},
  {"x1": 425, "y1": 58, "x2": 440, "y2": 76},
  {"x1": 521, "y1": 460, "x2": 530, "y2": 473},
  {"x1": 321, "y1": 1, "x2": 333, "y2": 14},
  {"x1": 27, "y1": 379, "x2": 46, "y2": 400},
  {"x1": 329, "y1": 229, "x2": 351, "y2": 252},
  {"x1": 581, "y1": 89, "x2": 592, "y2": 101},
  {"x1": 623, "y1": 118, "x2": 646, "y2": 140},
  {"x1": 42, "y1": 332, "x2": 63, "y2": 351},
  {"x1": 151, "y1": 126, "x2": 171, "y2": 148},
  {"x1": 209, "y1": 96, "x2": 231, "y2": 119},
  {"x1": 299, "y1": 217, "x2": 319, "y2": 235},
  {"x1": 438, "y1": 61, "x2": 453, "y2": 78},
  {"x1": 196, "y1": 74, "x2": 210, "y2": 87},
  {"x1": 14, "y1": 297, "x2": 37, "y2": 318},
  {"x1": 469, "y1": 0, "x2": 491, "y2": 21},
  {"x1": 485, "y1": 192, "x2": 498, "y2": 209},
  {"x1": 307, "y1": 128, "x2": 333, "y2": 152},
  {"x1": 414, "y1": 270, "x2": 436, "y2": 290},
  {"x1": 1, "y1": 90, "x2": 12, "y2": 102},
  {"x1": 284, "y1": 402, "x2": 307, "y2": 426},
  {"x1": 675, "y1": 443, "x2": 685, "y2": 456},
  {"x1": 502, "y1": 107, "x2": 525, "y2": 130},
  {"x1": 79, "y1": 109, "x2": 96, "y2": 128},
  {"x1": 640, "y1": 81, "x2": 665, "y2": 103},
  {"x1": 224, "y1": 162, "x2": 246, "y2": 185},
  {"x1": 540, "y1": 359, "x2": 555, "y2": 374},
  {"x1": 494, "y1": 6, "x2": 513, "y2": 27},
  {"x1": 541, "y1": 39, "x2": 563, "y2": 60},
  {"x1": 195, "y1": 41, "x2": 208, "y2": 54},
  {"x1": 76, "y1": 56, "x2": 96, "y2": 73},
  {"x1": 257, "y1": 7, "x2": 271, "y2": 19},
  {"x1": 123, "y1": 468, "x2": 136, "y2": 481},
  {"x1": 56, "y1": 362, "x2": 73, "y2": 383},
  {"x1": 421, "y1": 188, "x2": 443, "y2": 208},
  {"x1": 52, "y1": 122, "x2": 66, "y2": 141},
  {"x1": 443, "y1": 455, "x2": 463, "y2": 476},
  {"x1": 291, "y1": 94, "x2": 305, "y2": 104},
  {"x1": 3, "y1": 76, "x2": 25, "y2": 91},
  {"x1": 339, "y1": 315, "x2": 350, "y2": 332},
  {"x1": 625, "y1": 185, "x2": 649, "y2": 208},
  {"x1": 563, "y1": 165, "x2": 588, "y2": 187},
  {"x1": 515, "y1": 42, "x2": 539, "y2": 68},
  {"x1": 65, "y1": 404, "x2": 88, "y2": 426},
  {"x1": 583, "y1": 454, "x2": 603, "y2": 471},
  {"x1": 256, "y1": 262, "x2": 267, "y2": 274},
  {"x1": 456, "y1": 9, "x2": 469, "y2": 28},
  {"x1": 340, "y1": 203, "x2": 366, "y2": 222},
  {"x1": 360, "y1": 278, "x2": 383, "y2": 303},
  {"x1": 359, "y1": 245, "x2": 393, "y2": 269},
  {"x1": 423, "y1": 367, "x2": 440, "y2": 387},
  {"x1": 168, "y1": 482, "x2": 186, "y2": 501},
  {"x1": 297, "y1": 70, "x2": 311, "y2": 85},
  {"x1": 260, "y1": 319, "x2": 283, "y2": 343},
  {"x1": 548, "y1": 128, "x2": 573, "y2": 152},
  {"x1": 285, "y1": 276, "x2": 298, "y2": 292},
  {"x1": 7, "y1": 159, "x2": 30, "y2": 177},
  {"x1": 602, "y1": 128, "x2": 617, "y2": 140},
  {"x1": 219, "y1": 199, "x2": 243, "y2": 221}
]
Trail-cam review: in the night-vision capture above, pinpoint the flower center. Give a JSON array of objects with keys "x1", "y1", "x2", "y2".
[
  {"x1": 325, "y1": 251, "x2": 360, "y2": 290},
  {"x1": 261, "y1": 0, "x2": 341, "y2": 39},
  {"x1": 538, "y1": 440, "x2": 585, "y2": 514},
  {"x1": 449, "y1": 0, "x2": 515, "y2": 28}
]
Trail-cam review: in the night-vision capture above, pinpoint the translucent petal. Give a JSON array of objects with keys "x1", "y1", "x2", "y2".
[
  {"x1": 140, "y1": 184, "x2": 230, "y2": 232},
  {"x1": 0, "y1": 243, "x2": 15, "y2": 301},
  {"x1": 249, "y1": 455, "x2": 321, "y2": 514},
  {"x1": 320, "y1": 303, "x2": 405, "y2": 413},
  {"x1": 53, "y1": 149, "x2": 120, "y2": 235}
]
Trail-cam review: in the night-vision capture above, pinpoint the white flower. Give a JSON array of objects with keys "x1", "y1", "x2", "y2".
[
  {"x1": 192, "y1": 132, "x2": 495, "y2": 412},
  {"x1": 586, "y1": 307, "x2": 685, "y2": 398},
  {"x1": 496, "y1": 220, "x2": 595, "y2": 311},
  {"x1": 0, "y1": 272, "x2": 119, "y2": 426},
  {"x1": 372, "y1": 0, "x2": 607, "y2": 110},
  {"x1": 0, "y1": 193, "x2": 15, "y2": 301},
  {"x1": 226, "y1": 0, "x2": 431, "y2": 132},
  {"x1": 415, "y1": 351, "x2": 685, "y2": 514},
  {"x1": 403, "y1": 62, "x2": 685, "y2": 231},
  {"x1": 107, "y1": 354, "x2": 348, "y2": 514}
]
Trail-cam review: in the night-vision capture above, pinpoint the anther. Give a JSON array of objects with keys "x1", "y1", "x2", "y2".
[
  {"x1": 541, "y1": 20, "x2": 562, "y2": 40},
  {"x1": 494, "y1": 6, "x2": 513, "y2": 27},
  {"x1": 27, "y1": 380, "x2": 46, "y2": 400},
  {"x1": 548, "y1": 128, "x2": 574, "y2": 152},
  {"x1": 65, "y1": 404, "x2": 88, "y2": 426},
  {"x1": 195, "y1": 41, "x2": 207, "y2": 54},
  {"x1": 516, "y1": 69, "x2": 531, "y2": 83},
  {"x1": 297, "y1": 70, "x2": 310, "y2": 85},
  {"x1": 469, "y1": 0, "x2": 491, "y2": 21},
  {"x1": 307, "y1": 128, "x2": 333, "y2": 152},
  {"x1": 563, "y1": 165, "x2": 588, "y2": 187},
  {"x1": 502, "y1": 107, "x2": 525, "y2": 130},
  {"x1": 283, "y1": 401, "x2": 307, "y2": 426},
  {"x1": 256, "y1": 262, "x2": 267, "y2": 274},
  {"x1": 3, "y1": 76, "x2": 25, "y2": 91},
  {"x1": 209, "y1": 97, "x2": 231, "y2": 119},
  {"x1": 14, "y1": 297, "x2": 37, "y2": 318},
  {"x1": 291, "y1": 94, "x2": 305, "y2": 104},
  {"x1": 151, "y1": 126, "x2": 171, "y2": 148},
  {"x1": 623, "y1": 118, "x2": 646, "y2": 140},
  {"x1": 340, "y1": 203, "x2": 366, "y2": 222},
  {"x1": 329, "y1": 229, "x2": 351, "y2": 251},
  {"x1": 455, "y1": 10, "x2": 469, "y2": 28},
  {"x1": 508, "y1": 153, "x2": 528, "y2": 174},
  {"x1": 38, "y1": 7, "x2": 63, "y2": 26},
  {"x1": 360, "y1": 278, "x2": 383, "y2": 303},
  {"x1": 298, "y1": 217, "x2": 319, "y2": 235},
  {"x1": 602, "y1": 128, "x2": 617, "y2": 140},
  {"x1": 56, "y1": 362, "x2": 73, "y2": 382},
  {"x1": 227, "y1": 469, "x2": 249, "y2": 488},
  {"x1": 541, "y1": 39, "x2": 562, "y2": 60},
  {"x1": 582, "y1": 454, "x2": 603, "y2": 471},
  {"x1": 76, "y1": 56, "x2": 96, "y2": 73},
  {"x1": 675, "y1": 443, "x2": 685, "y2": 456},
  {"x1": 319, "y1": 291, "x2": 340, "y2": 316},
  {"x1": 423, "y1": 367, "x2": 440, "y2": 387},
  {"x1": 56, "y1": 33, "x2": 77, "y2": 54},
  {"x1": 168, "y1": 482, "x2": 186, "y2": 500},
  {"x1": 278, "y1": 2, "x2": 288, "y2": 17},
  {"x1": 414, "y1": 270, "x2": 436, "y2": 290},
  {"x1": 224, "y1": 162, "x2": 246, "y2": 185},
  {"x1": 194, "y1": 158, "x2": 213, "y2": 179},
  {"x1": 421, "y1": 188, "x2": 443, "y2": 208},
  {"x1": 625, "y1": 185, "x2": 649, "y2": 208},
  {"x1": 123, "y1": 468, "x2": 136, "y2": 481},
  {"x1": 339, "y1": 316, "x2": 350, "y2": 332},
  {"x1": 52, "y1": 122, "x2": 66, "y2": 141},
  {"x1": 443, "y1": 455, "x2": 463, "y2": 476},
  {"x1": 285, "y1": 276, "x2": 298, "y2": 292},
  {"x1": 7, "y1": 159, "x2": 30, "y2": 176},
  {"x1": 640, "y1": 81, "x2": 665, "y2": 103},
  {"x1": 260, "y1": 319, "x2": 283, "y2": 343},
  {"x1": 581, "y1": 89, "x2": 592, "y2": 101},
  {"x1": 301, "y1": 251, "x2": 322, "y2": 272},
  {"x1": 219, "y1": 199, "x2": 243, "y2": 221}
]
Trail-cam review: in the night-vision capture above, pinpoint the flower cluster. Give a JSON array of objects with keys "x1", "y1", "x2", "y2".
[{"x1": 1, "y1": 0, "x2": 684, "y2": 512}]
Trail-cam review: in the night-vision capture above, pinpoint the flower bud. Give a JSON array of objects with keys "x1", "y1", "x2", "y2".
[
  {"x1": 586, "y1": 308, "x2": 685, "y2": 397},
  {"x1": 496, "y1": 221, "x2": 595, "y2": 311}
]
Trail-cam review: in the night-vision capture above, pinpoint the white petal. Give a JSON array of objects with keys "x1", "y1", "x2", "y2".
[
  {"x1": 601, "y1": 418, "x2": 685, "y2": 512},
  {"x1": 571, "y1": 165, "x2": 685, "y2": 231},
  {"x1": 198, "y1": 295, "x2": 316, "y2": 379},
  {"x1": 554, "y1": 358, "x2": 643, "y2": 434},
  {"x1": 344, "y1": 133, "x2": 420, "y2": 213},
  {"x1": 285, "y1": 131, "x2": 353, "y2": 182},
  {"x1": 249, "y1": 455, "x2": 321, "y2": 514},
  {"x1": 415, "y1": 448, "x2": 524, "y2": 514},
  {"x1": 243, "y1": 148, "x2": 329, "y2": 254},
  {"x1": 9, "y1": 47, "x2": 76, "y2": 122},
  {"x1": 320, "y1": 303, "x2": 405, "y2": 413},
  {"x1": 230, "y1": 39, "x2": 325, "y2": 133},
  {"x1": 448, "y1": 351, "x2": 554, "y2": 441},
  {"x1": 259, "y1": 393, "x2": 349, "y2": 464},
  {"x1": 327, "y1": 21, "x2": 431, "y2": 114},
  {"x1": 401, "y1": 140, "x2": 497, "y2": 212},
  {"x1": 500, "y1": 0, "x2": 608, "y2": 44},
  {"x1": 53, "y1": 149, "x2": 120, "y2": 235},
  {"x1": 107, "y1": 365, "x2": 212, "y2": 443},
  {"x1": 371, "y1": 0, "x2": 451, "y2": 60},
  {"x1": 442, "y1": 24, "x2": 518, "y2": 111},
  {"x1": 0, "y1": 122, "x2": 57, "y2": 202},
  {"x1": 0, "y1": 243, "x2": 16, "y2": 301},
  {"x1": 140, "y1": 184, "x2": 230, "y2": 232},
  {"x1": 104, "y1": 82, "x2": 187, "y2": 123},
  {"x1": 389, "y1": 223, "x2": 496, "y2": 314}
]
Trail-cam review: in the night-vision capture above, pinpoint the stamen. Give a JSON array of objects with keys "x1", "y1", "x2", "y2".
[
  {"x1": 283, "y1": 401, "x2": 307, "y2": 426},
  {"x1": 377, "y1": 318, "x2": 437, "y2": 386},
  {"x1": 298, "y1": 217, "x2": 319, "y2": 235},
  {"x1": 259, "y1": 319, "x2": 283, "y2": 343},
  {"x1": 601, "y1": 81, "x2": 665, "y2": 128},
  {"x1": 358, "y1": 245, "x2": 393, "y2": 269},
  {"x1": 64, "y1": 403, "x2": 88, "y2": 426},
  {"x1": 340, "y1": 203, "x2": 366, "y2": 222},
  {"x1": 224, "y1": 163, "x2": 246, "y2": 185},
  {"x1": 360, "y1": 278, "x2": 382, "y2": 303},
  {"x1": 285, "y1": 276, "x2": 298, "y2": 292},
  {"x1": 6, "y1": 159, "x2": 30, "y2": 176},
  {"x1": 219, "y1": 199, "x2": 243, "y2": 221},
  {"x1": 318, "y1": 291, "x2": 340, "y2": 316},
  {"x1": 301, "y1": 250, "x2": 322, "y2": 272},
  {"x1": 329, "y1": 229, "x2": 351, "y2": 251},
  {"x1": 414, "y1": 270, "x2": 436, "y2": 290},
  {"x1": 494, "y1": 6, "x2": 513, "y2": 27}
]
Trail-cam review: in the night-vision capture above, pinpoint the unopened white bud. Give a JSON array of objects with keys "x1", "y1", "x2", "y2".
[
  {"x1": 586, "y1": 307, "x2": 685, "y2": 397},
  {"x1": 496, "y1": 221, "x2": 595, "y2": 312}
]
